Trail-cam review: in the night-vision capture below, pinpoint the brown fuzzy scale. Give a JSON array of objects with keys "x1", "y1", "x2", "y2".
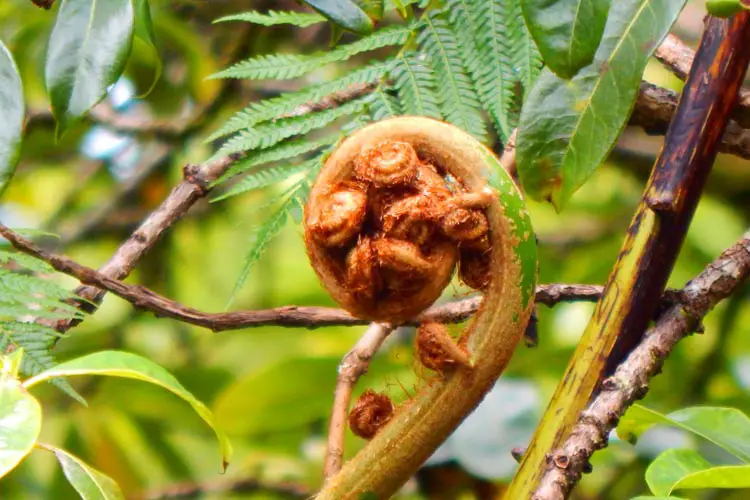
[
  {"x1": 307, "y1": 183, "x2": 368, "y2": 247},
  {"x1": 415, "y1": 322, "x2": 470, "y2": 373},
  {"x1": 459, "y1": 249, "x2": 492, "y2": 290},
  {"x1": 349, "y1": 390, "x2": 395, "y2": 440},
  {"x1": 354, "y1": 141, "x2": 418, "y2": 187},
  {"x1": 440, "y1": 208, "x2": 489, "y2": 242},
  {"x1": 381, "y1": 195, "x2": 439, "y2": 246}
]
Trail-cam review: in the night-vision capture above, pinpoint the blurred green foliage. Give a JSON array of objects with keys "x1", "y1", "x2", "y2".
[{"x1": 1, "y1": 0, "x2": 750, "y2": 499}]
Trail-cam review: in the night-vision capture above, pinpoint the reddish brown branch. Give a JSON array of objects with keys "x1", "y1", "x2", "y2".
[
  {"x1": 325, "y1": 323, "x2": 394, "y2": 478},
  {"x1": 533, "y1": 231, "x2": 750, "y2": 499},
  {"x1": 0, "y1": 223, "x2": 603, "y2": 329}
]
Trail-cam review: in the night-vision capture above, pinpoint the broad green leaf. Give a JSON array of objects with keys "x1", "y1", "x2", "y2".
[
  {"x1": 516, "y1": 0, "x2": 686, "y2": 210},
  {"x1": 706, "y1": 0, "x2": 749, "y2": 17},
  {"x1": 617, "y1": 405, "x2": 750, "y2": 462},
  {"x1": 631, "y1": 497, "x2": 689, "y2": 499},
  {"x1": 22, "y1": 351, "x2": 232, "y2": 470},
  {"x1": 0, "y1": 374, "x2": 42, "y2": 478},
  {"x1": 39, "y1": 443, "x2": 125, "y2": 500},
  {"x1": 214, "y1": 357, "x2": 339, "y2": 435},
  {"x1": 0, "y1": 41, "x2": 23, "y2": 197},
  {"x1": 45, "y1": 0, "x2": 135, "y2": 138},
  {"x1": 355, "y1": 0, "x2": 385, "y2": 20},
  {"x1": 521, "y1": 0, "x2": 611, "y2": 79},
  {"x1": 133, "y1": 0, "x2": 161, "y2": 96},
  {"x1": 302, "y1": 0, "x2": 374, "y2": 34},
  {"x1": 646, "y1": 449, "x2": 711, "y2": 496}
]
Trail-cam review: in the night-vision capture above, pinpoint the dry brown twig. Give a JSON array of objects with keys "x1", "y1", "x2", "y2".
[
  {"x1": 532, "y1": 231, "x2": 750, "y2": 499},
  {"x1": 324, "y1": 323, "x2": 394, "y2": 478}
]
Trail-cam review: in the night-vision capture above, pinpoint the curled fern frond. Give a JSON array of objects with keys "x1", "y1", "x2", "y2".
[
  {"x1": 212, "y1": 25, "x2": 410, "y2": 81},
  {"x1": 214, "y1": 10, "x2": 326, "y2": 27}
]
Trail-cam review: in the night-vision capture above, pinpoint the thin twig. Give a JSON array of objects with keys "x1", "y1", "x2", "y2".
[
  {"x1": 0, "y1": 224, "x2": 604, "y2": 330},
  {"x1": 532, "y1": 231, "x2": 750, "y2": 499},
  {"x1": 325, "y1": 323, "x2": 394, "y2": 478}
]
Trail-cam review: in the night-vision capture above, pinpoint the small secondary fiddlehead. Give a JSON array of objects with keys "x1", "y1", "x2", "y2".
[{"x1": 304, "y1": 117, "x2": 537, "y2": 498}]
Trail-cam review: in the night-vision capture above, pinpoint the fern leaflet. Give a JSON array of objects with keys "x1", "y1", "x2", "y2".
[
  {"x1": 212, "y1": 25, "x2": 410, "y2": 80},
  {"x1": 214, "y1": 10, "x2": 326, "y2": 27},
  {"x1": 418, "y1": 14, "x2": 487, "y2": 142},
  {"x1": 392, "y1": 53, "x2": 442, "y2": 119}
]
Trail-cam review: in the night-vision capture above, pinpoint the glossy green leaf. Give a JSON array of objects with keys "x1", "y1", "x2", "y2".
[
  {"x1": 706, "y1": 0, "x2": 750, "y2": 17},
  {"x1": 521, "y1": 0, "x2": 612, "y2": 78},
  {"x1": 22, "y1": 351, "x2": 232, "y2": 470},
  {"x1": 645, "y1": 449, "x2": 750, "y2": 496},
  {"x1": 45, "y1": 0, "x2": 135, "y2": 138},
  {"x1": 0, "y1": 374, "x2": 42, "y2": 478},
  {"x1": 617, "y1": 405, "x2": 750, "y2": 462},
  {"x1": 0, "y1": 41, "x2": 23, "y2": 197},
  {"x1": 302, "y1": 0, "x2": 374, "y2": 34},
  {"x1": 516, "y1": 0, "x2": 686, "y2": 210},
  {"x1": 646, "y1": 449, "x2": 711, "y2": 496},
  {"x1": 355, "y1": 0, "x2": 385, "y2": 20},
  {"x1": 133, "y1": 0, "x2": 161, "y2": 96},
  {"x1": 39, "y1": 443, "x2": 125, "y2": 500}
]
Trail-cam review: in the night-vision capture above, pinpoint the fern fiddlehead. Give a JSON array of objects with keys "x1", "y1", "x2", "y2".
[{"x1": 303, "y1": 116, "x2": 537, "y2": 498}]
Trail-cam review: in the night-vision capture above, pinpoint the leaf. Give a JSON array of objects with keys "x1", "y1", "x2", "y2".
[
  {"x1": 630, "y1": 497, "x2": 689, "y2": 500},
  {"x1": 212, "y1": 25, "x2": 408, "y2": 80},
  {"x1": 0, "y1": 373, "x2": 42, "y2": 479},
  {"x1": 521, "y1": 0, "x2": 612, "y2": 79},
  {"x1": 706, "y1": 0, "x2": 747, "y2": 17},
  {"x1": 133, "y1": 0, "x2": 161, "y2": 97},
  {"x1": 516, "y1": 0, "x2": 686, "y2": 210},
  {"x1": 392, "y1": 53, "x2": 442, "y2": 119},
  {"x1": 355, "y1": 0, "x2": 385, "y2": 20},
  {"x1": 22, "y1": 351, "x2": 232, "y2": 470},
  {"x1": 39, "y1": 444, "x2": 125, "y2": 500},
  {"x1": 214, "y1": 10, "x2": 327, "y2": 27},
  {"x1": 45, "y1": 0, "x2": 135, "y2": 138},
  {"x1": 644, "y1": 449, "x2": 750, "y2": 496},
  {"x1": 0, "y1": 41, "x2": 23, "y2": 197},
  {"x1": 617, "y1": 405, "x2": 750, "y2": 463},
  {"x1": 302, "y1": 0, "x2": 374, "y2": 34}
]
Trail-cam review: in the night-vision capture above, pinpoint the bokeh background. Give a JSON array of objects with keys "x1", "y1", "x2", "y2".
[{"x1": 2, "y1": 1, "x2": 749, "y2": 498}]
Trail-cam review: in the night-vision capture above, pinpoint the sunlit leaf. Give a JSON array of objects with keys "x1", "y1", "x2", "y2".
[
  {"x1": 517, "y1": 0, "x2": 686, "y2": 210},
  {"x1": 521, "y1": 0, "x2": 611, "y2": 78},
  {"x1": 0, "y1": 40, "x2": 23, "y2": 197},
  {"x1": 39, "y1": 443, "x2": 125, "y2": 500},
  {"x1": 302, "y1": 0, "x2": 374, "y2": 34},
  {"x1": 0, "y1": 372, "x2": 42, "y2": 479},
  {"x1": 133, "y1": 0, "x2": 161, "y2": 96},
  {"x1": 45, "y1": 0, "x2": 135, "y2": 138},
  {"x1": 355, "y1": 0, "x2": 385, "y2": 20},
  {"x1": 617, "y1": 405, "x2": 750, "y2": 462},
  {"x1": 646, "y1": 449, "x2": 711, "y2": 496},
  {"x1": 22, "y1": 351, "x2": 232, "y2": 470},
  {"x1": 706, "y1": 0, "x2": 748, "y2": 17}
]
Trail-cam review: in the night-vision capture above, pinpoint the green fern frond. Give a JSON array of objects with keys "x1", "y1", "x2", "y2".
[
  {"x1": 462, "y1": 0, "x2": 518, "y2": 140},
  {"x1": 391, "y1": 53, "x2": 442, "y2": 119},
  {"x1": 213, "y1": 135, "x2": 338, "y2": 188},
  {"x1": 214, "y1": 155, "x2": 323, "y2": 202},
  {"x1": 418, "y1": 14, "x2": 487, "y2": 142},
  {"x1": 213, "y1": 95, "x2": 373, "y2": 159},
  {"x1": 214, "y1": 10, "x2": 326, "y2": 27},
  {"x1": 0, "y1": 322, "x2": 84, "y2": 404},
  {"x1": 209, "y1": 60, "x2": 392, "y2": 141},
  {"x1": 369, "y1": 87, "x2": 402, "y2": 120},
  {"x1": 212, "y1": 25, "x2": 410, "y2": 80},
  {"x1": 508, "y1": 0, "x2": 543, "y2": 93}
]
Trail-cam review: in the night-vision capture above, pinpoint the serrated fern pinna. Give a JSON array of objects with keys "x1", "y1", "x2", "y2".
[{"x1": 209, "y1": 1, "x2": 541, "y2": 297}]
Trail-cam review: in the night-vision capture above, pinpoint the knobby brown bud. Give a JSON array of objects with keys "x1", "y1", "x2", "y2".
[
  {"x1": 349, "y1": 390, "x2": 395, "y2": 439},
  {"x1": 308, "y1": 183, "x2": 367, "y2": 247},
  {"x1": 354, "y1": 141, "x2": 418, "y2": 186},
  {"x1": 415, "y1": 322, "x2": 471, "y2": 373},
  {"x1": 459, "y1": 249, "x2": 491, "y2": 290}
]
